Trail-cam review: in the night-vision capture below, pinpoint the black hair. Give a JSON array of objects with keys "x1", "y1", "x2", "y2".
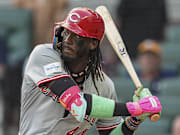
[{"x1": 88, "y1": 40, "x2": 104, "y2": 95}]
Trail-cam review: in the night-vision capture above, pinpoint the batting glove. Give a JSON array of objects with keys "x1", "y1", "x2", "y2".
[{"x1": 126, "y1": 96, "x2": 162, "y2": 117}]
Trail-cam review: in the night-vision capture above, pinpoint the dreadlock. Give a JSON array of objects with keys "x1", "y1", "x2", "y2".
[{"x1": 89, "y1": 40, "x2": 104, "y2": 95}]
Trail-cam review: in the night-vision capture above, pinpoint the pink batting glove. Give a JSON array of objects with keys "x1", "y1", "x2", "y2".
[{"x1": 126, "y1": 96, "x2": 162, "y2": 116}]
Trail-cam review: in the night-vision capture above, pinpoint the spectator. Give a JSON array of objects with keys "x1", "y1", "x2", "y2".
[
  {"x1": 12, "y1": 0, "x2": 68, "y2": 46},
  {"x1": 136, "y1": 39, "x2": 177, "y2": 95},
  {"x1": 0, "y1": 1, "x2": 68, "y2": 134},
  {"x1": 116, "y1": 0, "x2": 167, "y2": 58},
  {"x1": 0, "y1": 8, "x2": 32, "y2": 135},
  {"x1": 0, "y1": 37, "x2": 23, "y2": 135},
  {"x1": 171, "y1": 115, "x2": 180, "y2": 135}
]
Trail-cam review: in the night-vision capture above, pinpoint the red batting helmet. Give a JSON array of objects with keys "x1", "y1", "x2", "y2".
[{"x1": 53, "y1": 7, "x2": 105, "y2": 47}]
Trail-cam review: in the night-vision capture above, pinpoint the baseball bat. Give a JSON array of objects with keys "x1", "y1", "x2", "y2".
[{"x1": 96, "y1": 5, "x2": 160, "y2": 122}]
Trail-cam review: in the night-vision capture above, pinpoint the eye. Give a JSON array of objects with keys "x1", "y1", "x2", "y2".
[
  {"x1": 75, "y1": 34, "x2": 81, "y2": 39},
  {"x1": 61, "y1": 29, "x2": 69, "y2": 37},
  {"x1": 63, "y1": 31, "x2": 69, "y2": 37}
]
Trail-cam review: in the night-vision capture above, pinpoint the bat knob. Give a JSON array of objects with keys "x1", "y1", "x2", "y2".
[{"x1": 149, "y1": 113, "x2": 160, "y2": 122}]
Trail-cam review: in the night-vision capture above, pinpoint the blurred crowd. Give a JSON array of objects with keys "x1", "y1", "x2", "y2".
[
  {"x1": 0, "y1": 0, "x2": 68, "y2": 134},
  {"x1": 0, "y1": 0, "x2": 180, "y2": 135}
]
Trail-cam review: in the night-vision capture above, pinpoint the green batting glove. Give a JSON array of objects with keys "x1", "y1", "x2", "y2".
[
  {"x1": 133, "y1": 87, "x2": 152, "y2": 102},
  {"x1": 136, "y1": 113, "x2": 150, "y2": 121},
  {"x1": 133, "y1": 87, "x2": 154, "y2": 121},
  {"x1": 133, "y1": 87, "x2": 162, "y2": 122}
]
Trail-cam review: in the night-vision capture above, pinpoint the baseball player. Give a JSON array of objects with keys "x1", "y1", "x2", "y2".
[{"x1": 19, "y1": 7, "x2": 162, "y2": 135}]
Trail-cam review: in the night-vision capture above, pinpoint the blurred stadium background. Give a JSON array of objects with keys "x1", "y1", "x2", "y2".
[{"x1": 0, "y1": 0, "x2": 180, "y2": 135}]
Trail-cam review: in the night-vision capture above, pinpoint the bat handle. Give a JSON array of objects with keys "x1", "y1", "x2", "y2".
[
  {"x1": 134, "y1": 87, "x2": 161, "y2": 122},
  {"x1": 134, "y1": 86, "x2": 143, "y2": 97},
  {"x1": 149, "y1": 113, "x2": 161, "y2": 122},
  {"x1": 134, "y1": 91, "x2": 140, "y2": 97}
]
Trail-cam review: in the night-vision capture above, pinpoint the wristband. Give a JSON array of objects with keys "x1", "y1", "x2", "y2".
[{"x1": 125, "y1": 116, "x2": 142, "y2": 131}]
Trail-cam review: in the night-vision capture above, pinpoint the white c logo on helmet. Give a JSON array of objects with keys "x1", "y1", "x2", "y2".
[{"x1": 69, "y1": 13, "x2": 80, "y2": 23}]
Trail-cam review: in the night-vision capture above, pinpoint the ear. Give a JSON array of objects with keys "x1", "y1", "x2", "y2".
[{"x1": 89, "y1": 39, "x2": 99, "y2": 50}]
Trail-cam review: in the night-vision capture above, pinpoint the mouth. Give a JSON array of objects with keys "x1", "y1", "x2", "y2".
[{"x1": 62, "y1": 44, "x2": 74, "y2": 54}]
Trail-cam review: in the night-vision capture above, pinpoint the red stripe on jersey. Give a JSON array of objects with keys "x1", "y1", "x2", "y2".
[
  {"x1": 37, "y1": 74, "x2": 70, "y2": 87},
  {"x1": 97, "y1": 123, "x2": 121, "y2": 131}
]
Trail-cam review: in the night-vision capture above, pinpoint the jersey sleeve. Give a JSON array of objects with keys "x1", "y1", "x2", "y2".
[
  {"x1": 25, "y1": 44, "x2": 70, "y2": 87},
  {"x1": 95, "y1": 74, "x2": 123, "y2": 131}
]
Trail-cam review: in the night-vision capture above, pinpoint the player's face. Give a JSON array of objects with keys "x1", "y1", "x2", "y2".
[{"x1": 61, "y1": 28, "x2": 96, "y2": 61}]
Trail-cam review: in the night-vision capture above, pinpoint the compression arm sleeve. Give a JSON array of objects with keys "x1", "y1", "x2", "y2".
[{"x1": 85, "y1": 94, "x2": 130, "y2": 118}]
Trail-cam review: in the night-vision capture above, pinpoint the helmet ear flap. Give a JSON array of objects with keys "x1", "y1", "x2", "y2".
[
  {"x1": 55, "y1": 27, "x2": 64, "y2": 42},
  {"x1": 53, "y1": 27, "x2": 64, "y2": 52}
]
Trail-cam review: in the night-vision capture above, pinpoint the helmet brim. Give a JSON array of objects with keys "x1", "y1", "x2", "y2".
[{"x1": 56, "y1": 21, "x2": 95, "y2": 39}]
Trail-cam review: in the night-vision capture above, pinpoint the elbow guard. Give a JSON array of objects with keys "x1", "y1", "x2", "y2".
[
  {"x1": 59, "y1": 86, "x2": 87, "y2": 122},
  {"x1": 41, "y1": 76, "x2": 87, "y2": 122}
]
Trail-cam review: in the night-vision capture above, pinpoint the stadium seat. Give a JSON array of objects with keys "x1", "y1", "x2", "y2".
[
  {"x1": 136, "y1": 118, "x2": 171, "y2": 135},
  {"x1": 165, "y1": 25, "x2": 180, "y2": 44},
  {"x1": 0, "y1": 8, "x2": 33, "y2": 65},
  {"x1": 162, "y1": 63, "x2": 178, "y2": 73},
  {"x1": 86, "y1": 125, "x2": 99, "y2": 135},
  {"x1": 159, "y1": 95, "x2": 180, "y2": 119},
  {"x1": 87, "y1": 118, "x2": 171, "y2": 135},
  {"x1": 158, "y1": 77, "x2": 180, "y2": 96},
  {"x1": 111, "y1": 77, "x2": 136, "y2": 102},
  {"x1": 161, "y1": 44, "x2": 180, "y2": 66}
]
